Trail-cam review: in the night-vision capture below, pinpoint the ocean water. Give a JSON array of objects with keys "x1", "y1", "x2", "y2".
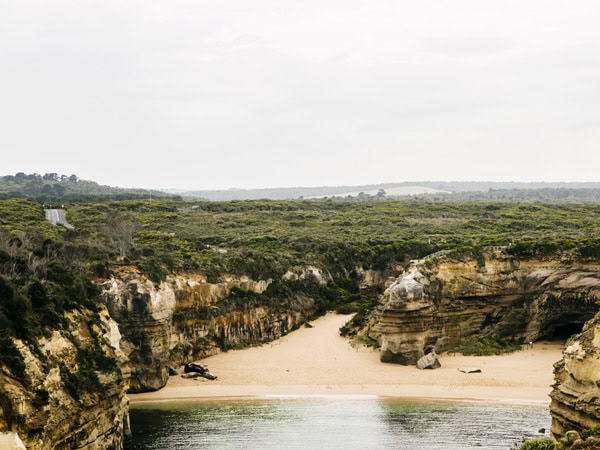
[{"x1": 126, "y1": 396, "x2": 550, "y2": 450}]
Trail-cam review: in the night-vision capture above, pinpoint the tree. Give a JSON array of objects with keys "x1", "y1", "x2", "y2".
[
  {"x1": 102, "y1": 211, "x2": 137, "y2": 260},
  {"x1": 43, "y1": 173, "x2": 59, "y2": 181}
]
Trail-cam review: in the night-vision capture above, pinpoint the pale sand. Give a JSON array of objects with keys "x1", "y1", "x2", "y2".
[{"x1": 129, "y1": 313, "x2": 564, "y2": 404}]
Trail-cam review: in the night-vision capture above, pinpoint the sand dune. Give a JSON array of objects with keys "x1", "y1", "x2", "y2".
[{"x1": 130, "y1": 313, "x2": 563, "y2": 404}]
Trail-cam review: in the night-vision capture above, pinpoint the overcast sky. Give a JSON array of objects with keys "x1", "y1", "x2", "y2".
[{"x1": 1, "y1": 1, "x2": 600, "y2": 190}]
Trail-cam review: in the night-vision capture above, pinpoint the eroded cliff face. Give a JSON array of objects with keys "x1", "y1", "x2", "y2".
[
  {"x1": 367, "y1": 251, "x2": 600, "y2": 364},
  {"x1": 1, "y1": 261, "x2": 388, "y2": 446},
  {"x1": 102, "y1": 268, "x2": 315, "y2": 393},
  {"x1": 0, "y1": 305, "x2": 129, "y2": 450},
  {"x1": 102, "y1": 268, "x2": 177, "y2": 393},
  {"x1": 170, "y1": 275, "x2": 313, "y2": 354},
  {"x1": 102, "y1": 265, "x2": 391, "y2": 393},
  {"x1": 550, "y1": 314, "x2": 600, "y2": 439}
]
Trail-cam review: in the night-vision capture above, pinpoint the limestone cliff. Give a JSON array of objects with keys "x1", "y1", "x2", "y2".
[
  {"x1": 102, "y1": 268, "x2": 315, "y2": 392},
  {"x1": 550, "y1": 314, "x2": 600, "y2": 439},
  {"x1": 1, "y1": 259, "x2": 389, "y2": 446},
  {"x1": 367, "y1": 250, "x2": 600, "y2": 364},
  {"x1": 102, "y1": 268, "x2": 177, "y2": 393},
  {"x1": 102, "y1": 265, "x2": 390, "y2": 393},
  {"x1": 0, "y1": 305, "x2": 129, "y2": 450}
]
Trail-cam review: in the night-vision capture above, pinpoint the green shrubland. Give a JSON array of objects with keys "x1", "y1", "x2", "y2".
[{"x1": 449, "y1": 335, "x2": 523, "y2": 356}]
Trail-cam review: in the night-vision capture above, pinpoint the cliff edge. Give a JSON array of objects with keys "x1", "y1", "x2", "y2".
[
  {"x1": 0, "y1": 305, "x2": 129, "y2": 450},
  {"x1": 550, "y1": 313, "x2": 600, "y2": 439},
  {"x1": 367, "y1": 250, "x2": 600, "y2": 364}
]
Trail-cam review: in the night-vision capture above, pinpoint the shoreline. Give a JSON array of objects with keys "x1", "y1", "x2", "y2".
[
  {"x1": 129, "y1": 384, "x2": 554, "y2": 405},
  {"x1": 129, "y1": 313, "x2": 564, "y2": 406},
  {"x1": 130, "y1": 389, "x2": 552, "y2": 406}
]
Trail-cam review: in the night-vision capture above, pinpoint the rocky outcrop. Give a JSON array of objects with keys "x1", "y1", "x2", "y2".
[
  {"x1": 416, "y1": 352, "x2": 441, "y2": 370},
  {"x1": 168, "y1": 273, "x2": 309, "y2": 355},
  {"x1": 283, "y1": 266, "x2": 329, "y2": 284},
  {"x1": 102, "y1": 264, "x2": 393, "y2": 393},
  {"x1": 0, "y1": 305, "x2": 129, "y2": 450},
  {"x1": 367, "y1": 251, "x2": 600, "y2": 364},
  {"x1": 102, "y1": 267, "x2": 320, "y2": 392},
  {"x1": 183, "y1": 362, "x2": 217, "y2": 380},
  {"x1": 102, "y1": 269, "x2": 177, "y2": 393},
  {"x1": 550, "y1": 313, "x2": 600, "y2": 439}
]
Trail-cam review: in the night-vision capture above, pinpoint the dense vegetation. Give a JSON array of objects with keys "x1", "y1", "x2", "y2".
[
  {"x1": 5, "y1": 198, "x2": 600, "y2": 304},
  {"x1": 0, "y1": 199, "x2": 119, "y2": 403},
  {"x1": 0, "y1": 172, "x2": 181, "y2": 202},
  {"x1": 415, "y1": 188, "x2": 600, "y2": 204},
  {"x1": 65, "y1": 199, "x2": 600, "y2": 268},
  {"x1": 448, "y1": 335, "x2": 523, "y2": 356}
]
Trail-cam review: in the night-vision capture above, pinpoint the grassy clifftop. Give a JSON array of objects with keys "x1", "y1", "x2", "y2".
[{"x1": 4, "y1": 198, "x2": 600, "y2": 282}]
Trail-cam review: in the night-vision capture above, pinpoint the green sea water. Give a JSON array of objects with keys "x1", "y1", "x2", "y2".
[{"x1": 126, "y1": 396, "x2": 549, "y2": 449}]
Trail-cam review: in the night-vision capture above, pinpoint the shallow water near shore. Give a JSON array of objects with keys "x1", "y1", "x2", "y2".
[{"x1": 126, "y1": 397, "x2": 550, "y2": 449}]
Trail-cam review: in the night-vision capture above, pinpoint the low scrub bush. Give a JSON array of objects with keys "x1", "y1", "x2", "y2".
[
  {"x1": 0, "y1": 334, "x2": 29, "y2": 386},
  {"x1": 581, "y1": 424, "x2": 600, "y2": 439},
  {"x1": 518, "y1": 437, "x2": 562, "y2": 450},
  {"x1": 449, "y1": 335, "x2": 522, "y2": 356}
]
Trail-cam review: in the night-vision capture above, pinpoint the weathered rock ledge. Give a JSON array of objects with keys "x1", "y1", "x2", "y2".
[
  {"x1": 550, "y1": 313, "x2": 600, "y2": 439},
  {"x1": 102, "y1": 265, "x2": 389, "y2": 393},
  {"x1": 0, "y1": 305, "x2": 130, "y2": 450},
  {"x1": 102, "y1": 269, "x2": 315, "y2": 393},
  {"x1": 367, "y1": 251, "x2": 600, "y2": 364}
]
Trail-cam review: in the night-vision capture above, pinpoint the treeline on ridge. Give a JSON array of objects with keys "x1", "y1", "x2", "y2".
[{"x1": 0, "y1": 172, "x2": 181, "y2": 203}]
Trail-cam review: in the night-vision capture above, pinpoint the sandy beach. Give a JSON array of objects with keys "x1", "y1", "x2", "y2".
[{"x1": 129, "y1": 313, "x2": 564, "y2": 404}]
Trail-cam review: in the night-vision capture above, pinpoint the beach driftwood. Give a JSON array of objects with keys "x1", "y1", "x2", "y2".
[
  {"x1": 183, "y1": 362, "x2": 218, "y2": 380},
  {"x1": 458, "y1": 368, "x2": 482, "y2": 373}
]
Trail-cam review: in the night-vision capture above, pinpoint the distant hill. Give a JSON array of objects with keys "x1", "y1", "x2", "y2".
[
  {"x1": 0, "y1": 172, "x2": 180, "y2": 202},
  {"x1": 171, "y1": 182, "x2": 448, "y2": 201},
  {"x1": 174, "y1": 181, "x2": 600, "y2": 202},
  {"x1": 412, "y1": 187, "x2": 600, "y2": 203},
  {"x1": 4, "y1": 174, "x2": 600, "y2": 203}
]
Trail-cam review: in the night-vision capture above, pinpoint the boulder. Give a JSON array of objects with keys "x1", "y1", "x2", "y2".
[
  {"x1": 416, "y1": 352, "x2": 441, "y2": 370},
  {"x1": 184, "y1": 362, "x2": 218, "y2": 380},
  {"x1": 565, "y1": 430, "x2": 581, "y2": 445}
]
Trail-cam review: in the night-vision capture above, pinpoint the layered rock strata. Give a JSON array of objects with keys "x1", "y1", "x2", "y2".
[
  {"x1": 102, "y1": 268, "x2": 316, "y2": 392},
  {"x1": 102, "y1": 265, "x2": 392, "y2": 393},
  {"x1": 102, "y1": 270, "x2": 177, "y2": 393},
  {"x1": 550, "y1": 314, "x2": 600, "y2": 439},
  {"x1": 367, "y1": 251, "x2": 600, "y2": 364},
  {"x1": 0, "y1": 306, "x2": 129, "y2": 450}
]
